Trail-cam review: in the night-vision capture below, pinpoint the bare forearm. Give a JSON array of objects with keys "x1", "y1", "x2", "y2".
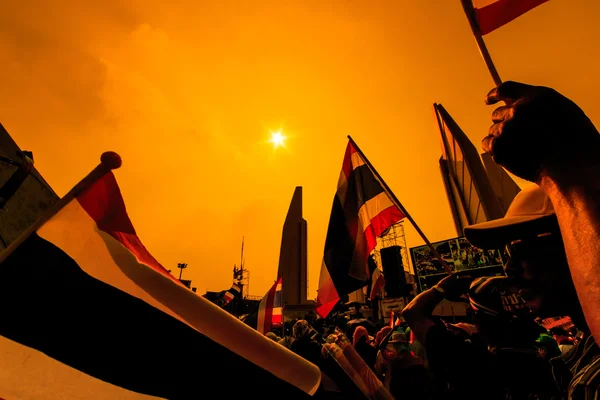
[
  {"x1": 402, "y1": 288, "x2": 444, "y2": 344},
  {"x1": 539, "y1": 164, "x2": 600, "y2": 338}
]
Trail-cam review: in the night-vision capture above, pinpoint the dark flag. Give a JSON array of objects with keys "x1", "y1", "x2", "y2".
[
  {"x1": 0, "y1": 153, "x2": 321, "y2": 398},
  {"x1": 244, "y1": 278, "x2": 283, "y2": 334},
  {"x1": 316, "y1": 141, "x2": 405, "y2": 318}
]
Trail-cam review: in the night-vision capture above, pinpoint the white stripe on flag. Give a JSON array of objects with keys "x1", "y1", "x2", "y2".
[
  {"x1": 357, "y1": 191, "x2": 395, "y2": 236},
  {"x1": 37, "y1": 200, "x2": 321, "y2": 395},
  {"x1": 0, "y1": 335, "x2": 162, "y2": 399},
  {"x1": 272, "y1": 307, "x2": 283, "y2": 316}
]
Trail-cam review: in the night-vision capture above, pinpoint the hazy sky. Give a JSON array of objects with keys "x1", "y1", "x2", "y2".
[{"x1": 1, "y1": 0, "x2": 599, "y2": 298}]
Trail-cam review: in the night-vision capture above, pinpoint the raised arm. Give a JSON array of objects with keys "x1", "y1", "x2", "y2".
[
  {"x1": 483, "y1": 81, "x2": 600, "y2": 339},
  {"x1": 403, "y1": 273, "x2": 472, "y2": 345}
]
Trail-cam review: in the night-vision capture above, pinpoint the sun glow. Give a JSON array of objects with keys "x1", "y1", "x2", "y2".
[{"x1": 269, "y1": 131, "x2": 286, "y2": 148}]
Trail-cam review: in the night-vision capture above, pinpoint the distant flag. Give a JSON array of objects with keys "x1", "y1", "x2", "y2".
[
  {"x1": 362, "y1": 255, "x2": 385, "y2": 301},
  {"x1": 244, "y1": 278, "x2": 283, "y2": 335},
  {"x1": 224, "y1": 282, "x2": 242, "y2": 305},
  {"x1": 0, "y1": 153, "x2": 321, "y2": 399},
  {"x1": 471, "y1": 0, "x2": 550, "y2": 35},
  {"x1": 389, "y1": 311, "x2": 402, "y2": 329},
  {"x1": 369, "y1": 268, "x2": 385, "y2": 300},
  {"x1": 316, "y1": 140, "x2": 405, "y2": 318}
]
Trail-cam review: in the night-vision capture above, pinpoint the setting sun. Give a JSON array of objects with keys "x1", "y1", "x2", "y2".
[{"x1": 269, "y1": 131, "x2": 286, "y2": 148}]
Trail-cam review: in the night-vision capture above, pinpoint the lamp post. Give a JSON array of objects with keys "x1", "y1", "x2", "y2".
[{"x1": 177, "y1": 263, "x2": 188, "y2": 280}]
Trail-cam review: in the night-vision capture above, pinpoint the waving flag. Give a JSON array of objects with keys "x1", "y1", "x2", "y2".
[
  {"x1": 472, "y1": 0, "x2": 550, "y2": 35},
  {"x1": 369, "y1": 268, "x2": 385, "y2": 300},
  {"x1": 224, "y1": 282, "x2": 242, "y2": 304},
  {"x1": 244, "y1": 278, "x2": 283, "y2": 334},
  {"x1": 0, "y1": 153, "x2": 320, "y2": 399},
  {"x1": 316, "y1": 140, "x2": 405, "y2": 318}
]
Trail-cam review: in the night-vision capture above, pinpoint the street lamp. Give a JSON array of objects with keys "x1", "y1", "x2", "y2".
[{"x1": 177, "y1": 263, "x2": 188, "y2": 280}]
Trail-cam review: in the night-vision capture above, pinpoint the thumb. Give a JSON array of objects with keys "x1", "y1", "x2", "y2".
[{"x1": 485, "y1": 81, "x2": 536, "y2": 105}]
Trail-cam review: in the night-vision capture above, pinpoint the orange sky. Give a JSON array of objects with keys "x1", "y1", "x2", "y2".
[{"x1": 1, "y1": 0, "x2": 599, "y2": 298}]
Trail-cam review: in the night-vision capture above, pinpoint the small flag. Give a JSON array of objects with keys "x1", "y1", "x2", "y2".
[
  {"x1": 471, "y1": 0, "x2": 550, "y2": 35},
  {"x1": 389, "y1": 311, "x2": 402, "y2": 329},
  {"x1": 316, "y1": 140, "x2": 405, "y2": 318},
  {"x1": 369, "y1": 268, "x2": 385, "y2": 300},
  {"x1": 244, "y1": 278, "x2": 283, "y2": 334},
  {"x1": 224, "y1": 282, "x2": 242, "y2": 304},
  {"x1": 0, "y1": 154, "x2": 321, "y2": 398}
]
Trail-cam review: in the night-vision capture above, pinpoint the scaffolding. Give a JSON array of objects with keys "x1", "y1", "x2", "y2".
[
  {"x1": 240, "y1": 268, "x2": 250, "y2": 299},
  {"x1": 372, "y1": 221, "x2": 412, "y2": 275}
]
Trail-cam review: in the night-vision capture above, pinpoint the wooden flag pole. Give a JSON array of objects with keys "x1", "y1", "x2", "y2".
[
  {"x1": 0, "y1": 152, "x2": 122, "y2": 264},
  {"x1": 460, "y1": 0, "x2": 503, "y2": 87},
  {"x1": 347, "y1": 136, "x2": 452, "y2": 274}
]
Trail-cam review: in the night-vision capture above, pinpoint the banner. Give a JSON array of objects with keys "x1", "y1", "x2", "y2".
[
  {"x1": 410, "y1": 236, "x2": 504, "y2": 291},
  {"x1": 378, "y1": 298, "x2": 405, "y2": 324}
]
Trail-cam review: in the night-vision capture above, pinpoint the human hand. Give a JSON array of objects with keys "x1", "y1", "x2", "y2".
[
  {"x1": 483, "y1": 81, "x2": 600, "y2": 182},
  {"x1": 434, "y1": 272, "x2": 472, "y2": 302}
]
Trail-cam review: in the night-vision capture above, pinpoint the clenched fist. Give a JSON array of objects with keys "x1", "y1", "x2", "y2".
[
  {"x1": 483, "y1": 81, "x2": 600, "y2": 182},
  {"x1": 434, "y1": 272, "x2": 472, "y2": 302}
]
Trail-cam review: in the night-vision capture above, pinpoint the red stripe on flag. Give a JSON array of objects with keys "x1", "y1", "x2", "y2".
[
  {"x1": 76, "y1": 172, "x2": 182, "y2": 286},
  {"x1": 341, "y1": 142, "x2": 357, "y2": 179},
  {"x1": 363, "y1": 205, "x2": 405, "y2": 263},
  {"x1": 262, "y1": 279, "x2": 279, "y2": 334},
  {"x1": 316, "y1": 278, "x2": 339, "y2": 318},
  {"x1": 475, "y1": 0, "x2": 549, "y2": 35},
  {"x1": 369, "y1": 271, "x2": 385, "y2": 300}
]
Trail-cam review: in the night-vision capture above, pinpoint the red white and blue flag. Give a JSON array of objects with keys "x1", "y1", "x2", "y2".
[
  {"x1": 245, "y1": 278, "x2": 283, "y2": 335},
  {"x1": 224, "y1": 282, "x2": 242, "y2": 304},
  {"x1": 316, "y1": 140, "x2": 405, "y2": 318},
  {"x1": 389, "y1": 311, "x2": 402, "y2": 329},
  {"x1": 369, "y1": 268, "x2": 385, "y2": 300}
]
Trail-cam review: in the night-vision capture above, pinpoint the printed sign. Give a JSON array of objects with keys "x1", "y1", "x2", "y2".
[{"x1": 410, "y1": 236, "x2": 505, "y2": 291}]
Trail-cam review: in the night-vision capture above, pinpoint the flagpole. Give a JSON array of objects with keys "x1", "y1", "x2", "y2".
[
  {"x1": 347, "y1": 136, "x2": 452, "y2": 274},
  {"x1": 0, "y1": 152, "x2": 122, "y2": 264},
  {"x1": 460, "y1": 0, "x2": 503, "y2": 86}
]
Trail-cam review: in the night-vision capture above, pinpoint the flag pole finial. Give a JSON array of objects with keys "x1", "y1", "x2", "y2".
[{"x1": 100, "y1": 152, "x2": 122, "y2": 170}]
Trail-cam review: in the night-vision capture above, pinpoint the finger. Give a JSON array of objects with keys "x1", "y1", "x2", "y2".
[
  {"x1": 482, "y1": 122, "x2": 510, "y2": 163},
  {"x1": 482, "y1": 133, "x2": 496, "y2": 156},
  {"x1": 485, "y1": 81, "x2": 536, "y2": 105},
  {"x1": 491, "y1": 105, "x2": 513, "y2": 123}
]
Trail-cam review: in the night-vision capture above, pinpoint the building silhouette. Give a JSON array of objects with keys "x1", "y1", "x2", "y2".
[{"x1": 276, "y1": 186, "x2": 310, "y2": 306}]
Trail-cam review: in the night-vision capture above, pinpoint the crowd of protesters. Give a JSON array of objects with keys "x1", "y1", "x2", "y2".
[{"x1": 258, "y1": 82, "x2": 600, "y2": 400}]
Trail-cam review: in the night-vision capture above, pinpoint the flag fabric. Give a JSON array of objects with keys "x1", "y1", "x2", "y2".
[
  {"x1": 472, "y1": 0, "x2": 550, "y2": 35},
  {"x1": 224, "y1": 282, "x2": 242, "y2": 304},
  {"x1": 244, "y1": 278, "x2": 283, "y2": 334},
  {"x1": 369, "y1": 268, "x2": 385, "y2": 300},
  {"x1": 0, "y1": 162, "x2": 321, "y2": 398},
  {"x1": 316, "y1": 140, "x2": 405, "y2": 318},
  {"x1": 389, "y1": 311, "x2": 402, "y2": 329}
]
